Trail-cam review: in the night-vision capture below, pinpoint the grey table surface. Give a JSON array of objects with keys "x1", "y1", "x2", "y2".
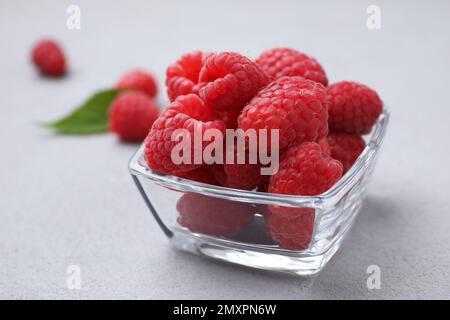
[{"x1": 1, "y1": 0, "x2": 450, "y2": 299}]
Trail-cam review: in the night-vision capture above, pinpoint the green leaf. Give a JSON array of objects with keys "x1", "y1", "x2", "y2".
[{"x1": 46, "y1": 88, "x2": 120, "y2": 135}]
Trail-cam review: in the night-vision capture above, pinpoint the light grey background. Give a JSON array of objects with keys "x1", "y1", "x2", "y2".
[{"x1": 1, "y1": 0, "x2": 449, "y2": 299}]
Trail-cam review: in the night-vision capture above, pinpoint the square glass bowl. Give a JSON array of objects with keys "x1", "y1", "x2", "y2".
[{"x1": 129, "y1": 109, "x2": 389, "y2": 276}]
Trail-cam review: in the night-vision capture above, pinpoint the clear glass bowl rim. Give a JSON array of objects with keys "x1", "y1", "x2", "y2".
[{"x1": 129, "y1": 108, "x2": 390, "y2": 209}]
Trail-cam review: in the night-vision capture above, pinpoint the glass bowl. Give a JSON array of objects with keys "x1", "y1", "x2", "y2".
[{"x1": 129, "y1": 109, "x2": 389, "y2": 276}]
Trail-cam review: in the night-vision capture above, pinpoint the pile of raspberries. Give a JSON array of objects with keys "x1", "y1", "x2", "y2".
[
  {"x1": 145, "y1": 49, "x2": 382, "y2": 183},
  {"x1": 32, "y1": 41, "x2": 383, "y2": 250},
  {"x1": 147, "y1": 48, "x2": 383, "y2": 250}
]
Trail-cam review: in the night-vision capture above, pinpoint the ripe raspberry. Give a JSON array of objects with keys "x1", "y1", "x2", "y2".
[
  {"x1": 327, "y1": 81, "x2": 383, "y2": 134},
  {"x1": 173, "y1": 166, "x2": 219, "y2": 185},
  {"x1": 166, "y1": 51, "x2": 211, "y2": 102},
  {"x1": 256, "y1": 48, "x2": 328, "y2": 86},
  {"x1": 208, "y1": 140, "x2": 269, "y2": 191},
  {"x1": 265, "y1": 208, "x2": 315, "y2": 250},
  {"x1": 31, "y1": 39, "x2": 66, "y2": 77},
  {"x1": 177, "y1": 193, "x2": 255, "y2": 236},
  {"x1": 327, "y1": 132, "x2": 365, "y2": 172},
  {"x1": 198, "y1": 52, "x2": 270, "y2": 111},
  {"x1": 108, "y1": 92, "x2": 160, "y2": 142},
  {"x1": 269, "y1": 142, "x2": 343, "y2": 196},
  {"x1": 116, "y1": 69, "x2": 158, "y2": 98},
  {"x1": 211, "y1": 162, "x2": 267, "y2": 191},
  {"x1": 238, "y1": 76, "x2": 328, "y2": 152},
  {"x1": 144, "y1": 94, "x2": 226, "y2": 174},
  {"x1": 223, "y1": 162, "x2": 268, "y2": 190},
  {"x1": 266, "y1": 142, "x2": 343, "y2": 250}
]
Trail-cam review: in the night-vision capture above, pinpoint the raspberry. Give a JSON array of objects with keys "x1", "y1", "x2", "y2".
[
  {"x1": 327, "y1": 81, "x2": 383, "y2": 134},
  {"x1": 327, "y1": 132, "x2": 365, "y2": 172},
  {"x1": 238, "y1": 76, "x2": 328, "y2": 152},
  {"x1": 223, "y1": 162, "x2": 268, "y2": 190},
  {"x1": 174, "y1": 166, "x2": 219, "y2": 185},
  {"x1": 211, "y1": 161, "x2": 267, "y2": 191},
  {"x1": 31, "y1": 39, "x2": 66, "y2": 77},
  {"x1": 266, "y1": 142, "x2": 343, "y2": 250},
  {"x1": 208, "y1": 140, "x2": 269, "y2": 191},
  {"x1": 108, "y1": 92, "x2": 160, "y2": 142},
  {"x1": 116, "y1": 69, "x2": 158, "y2": 98},
  {"x1": 269, "y1": 142, "x2": 343, "y2": 196},
  {"x1": 198, "y1": 52, "x2": 270, "y2": 111},
  {"x1": 265, "y1": 208, "x2": 315, "y2": 250},
  {"x1": 177, "y1": 193, "x2": 255, "y2": 236},
  {"x1": 166, "y1": 51, "x2": 211, "y2": 102},
  {"x1": 256, "y1": 48, "x2": 328, "y2": 86},
  {"x1": 144, "y1": 94, "x2": 226, "y2": 174}
]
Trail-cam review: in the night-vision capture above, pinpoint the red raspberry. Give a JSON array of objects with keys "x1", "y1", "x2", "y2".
[
  {"x1": 116, "y1": 69, "x2": 158, "y2": 98},
  {"x1": 31, "y1": 39, "x2": 66, "y2": 77},
  {"x1": 256, "y1": 48, "x2": 328, "y2": 86},
  {"x1": 108, "y1": 92, "x2": 160, "y2": 142},
  {"x1": 265, "y1": 208, "x2": 315, "y2": 250},
  {"x1": 223, "y1": 162, "x2": 268, "y2": 190},
  {"x1": 208, "y1": 140, "x2": 269, "y2": 191},
  {"x1": 327, "y1": 81, "x2": 383, "y2": 134},
  {"x1": 198, "y1": 52, "x2": 270, "y2": 111},
  {"x1": 266, "y1": 142, "x2": 343, "y2": 250},
  {"x1": 327, "y1": 132, "x2": 365, "y2": 172},
  {"x1": 269, "y1": 142, "x2": 343, "y2": 196},
  {"x1": 173, "y1": 166, "x2": 219, "y2": 185},
  {"x1": 177, "y1": 193, "x2": 255, "y2": 236},
  {"x1": 144, "y1": 94, "x2": 226, "y2": 174},
  {"x1": 166, "y1": 51, "x2": 211, "y2": 102},
  {"x1": 211, "y1": 162, "x2": 267, "y2": 191},
  {"x1": 238, "y1": 76, "x2": 328, "y2": 152}
]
